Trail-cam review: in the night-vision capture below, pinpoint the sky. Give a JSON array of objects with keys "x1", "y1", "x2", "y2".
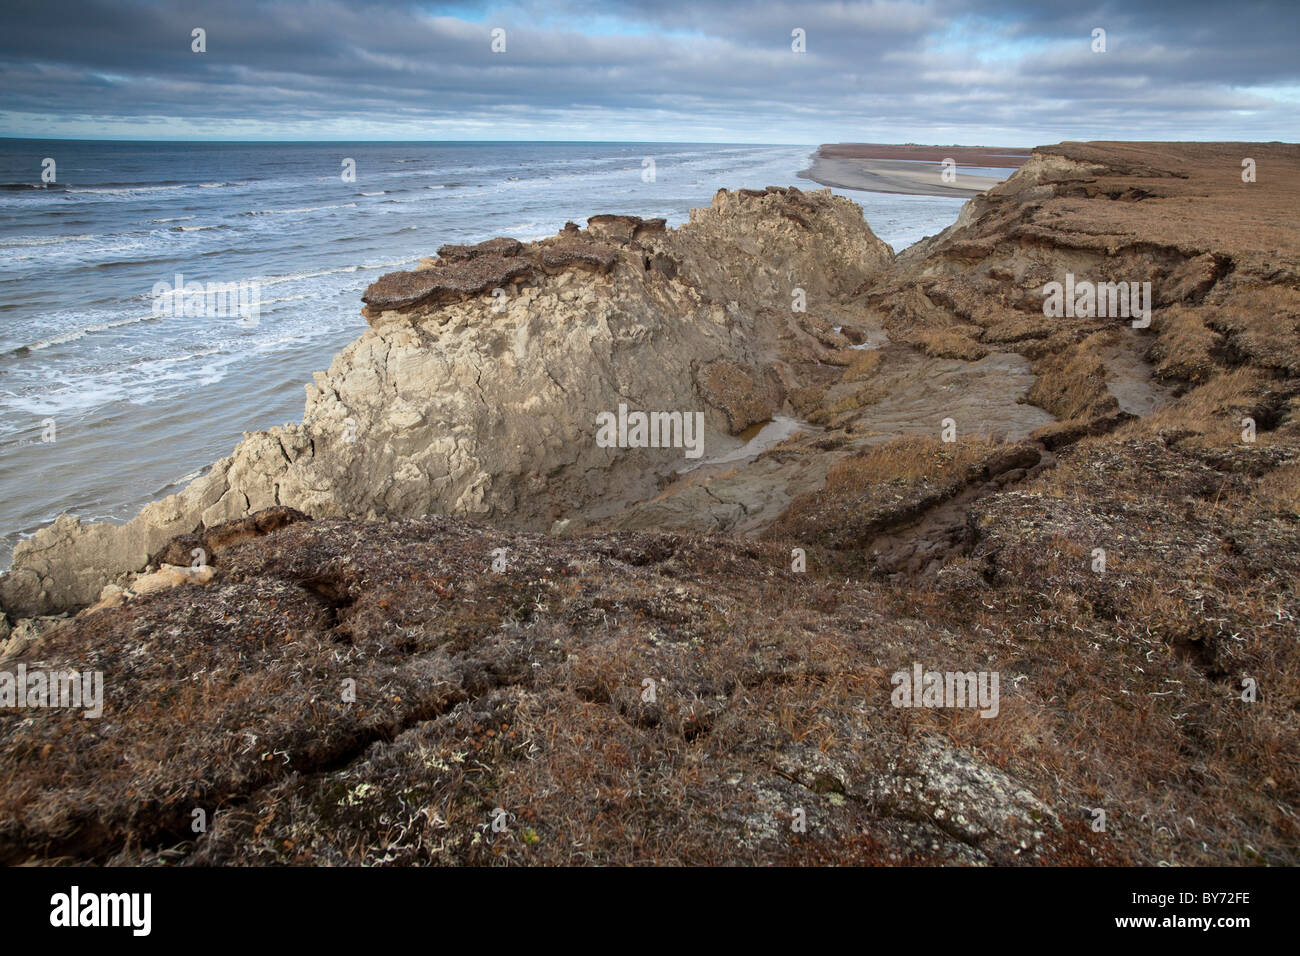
[{"x1": 0, "y1": 0, "x2": 1296, "y2": 144}]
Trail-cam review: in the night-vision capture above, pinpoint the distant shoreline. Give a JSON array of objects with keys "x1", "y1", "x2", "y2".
[{"x1": 799, "y1": 143, "x2": 1032, "y2": 198}]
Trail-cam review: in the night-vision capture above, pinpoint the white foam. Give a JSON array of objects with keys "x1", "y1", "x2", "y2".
[
  {"x1": 0, "y1": 233, "x2": 98, "y2": 248},
  {"x1": 16, "y1": 313, "x2": 157, "y2": 351},
  {"x1": 246, "y1": 202, "x2": 357, "y2": 216},
  {"x1": 75, "y1": 184, "x2": 187, "y2": 196}
]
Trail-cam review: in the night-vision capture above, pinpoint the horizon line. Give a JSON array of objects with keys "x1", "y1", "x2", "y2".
[
  {"x1": 0, "y1": 135, "x2": 806, "y2": 146},
  {"x1": 2, "y1": 135, "x2": 1293, "y2": 148}
]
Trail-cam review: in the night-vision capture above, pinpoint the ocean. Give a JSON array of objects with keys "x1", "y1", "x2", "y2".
[{"x1": 0, "y1": 140, "x2": 967, "y2": 567}]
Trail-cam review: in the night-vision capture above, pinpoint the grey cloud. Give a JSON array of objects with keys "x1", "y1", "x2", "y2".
[{"x1": 0, "y1": 0, "x2": 1295, "y2": 141}]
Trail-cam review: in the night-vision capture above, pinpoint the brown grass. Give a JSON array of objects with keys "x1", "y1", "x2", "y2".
[
  {"x1": 1027, "y1": 330, "x2": 1120, "y2": 422},
  {"x1": 912, "y1": 326, "x2": 989, "y2": 361},
  {"x1": 840, "y1": 348, "x2": 884, "y2": 383}
]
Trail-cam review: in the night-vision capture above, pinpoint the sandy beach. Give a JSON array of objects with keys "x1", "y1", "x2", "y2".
[{"x1": 799, "y1": 143, "x2": 1032, "y2": 197}]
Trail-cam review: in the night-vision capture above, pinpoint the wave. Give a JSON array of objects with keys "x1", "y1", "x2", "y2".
[
  {"x1": 152, "y1": 216, "x2": 195, "y2": 223},
  {"x1": 251, "y1": 256, "x2": 421, "y2": 288},
  {"x1": 5, "y1": 282, "x2": 353, "y2": 356},
  {"x1": 72, "y1": 184, "x2": 189, "y2": 196},
  {"x1": 244, "y1": 202, "x2": 357, "y2": 216},
  {"x1": 8, "y1": 313, "x2": 158, "y2": 354},
  {"x1": 78, "y1": 180, "x2": 188, "y2": 188},
  {"x1": 168, "y1": 224, "x2": 228, "y2": 232},
  {"x1": 87, "y1": 255, "x2": 189, "y2": 270},
  {"x1": 259, "y1": 292, "x2": 313, "y2": 306},
  {"x1": 0, "y1": 233, "x2": 98, "y2": 248},
  {"x1": 255, "y1": 264, "x2": 359, "y2": 286},
  {"x1": 0, "y1": 183, "x2": 67, "y2": 192},
  {"x1": 41, "y1": 180, "x2": 250, "y2": 196}
]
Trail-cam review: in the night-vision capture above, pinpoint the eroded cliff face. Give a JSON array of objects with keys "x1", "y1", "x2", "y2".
[
  {"x1": 0, "y1": 186, "x2": 892, "y2": 616},
  {"x1": 1, "y1": 143, "x2": 1298, "y2": 867},
  {"x1": 873, "y1": 141, "x2": 1299, "y2": 442}
]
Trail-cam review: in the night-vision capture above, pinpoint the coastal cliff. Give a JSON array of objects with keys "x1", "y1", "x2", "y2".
[
  {"x1": 1, "y1": 186, "x2": 890, "y2": 616},
  {"x1": 1, "y1": 142, "x2": 1297, "y2": 866}
]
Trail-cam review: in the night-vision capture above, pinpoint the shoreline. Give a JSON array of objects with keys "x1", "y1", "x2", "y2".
[{"x1": 799, "y1": 143, "x2": 1032, "y2": 198}]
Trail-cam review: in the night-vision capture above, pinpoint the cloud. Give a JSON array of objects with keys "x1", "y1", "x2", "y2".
[{"x1": 0, "y1": 0, "x2": 1295, "y2": 141}]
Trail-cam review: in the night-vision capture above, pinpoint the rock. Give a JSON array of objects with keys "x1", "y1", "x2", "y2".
[
  {"x1": 150, "y1": 506, "x2": 311, "y2": 568},
  {"x1": 839, "y1": 324, "x2": 868, "y2": 345},
  {"x1": 645, "y1": 253, "x2": 678, "y2": 279},
  {"x1": 130, "y1": 563, "x2": 215, "y2": 597},
  {"x1": 539, "y1": 241, "x2": 620, "y2": 272},
  {"x1": 362, "y1": 255, "x2": 534, "y2": 314},
  {"x1": 0, "y1": 616, "x2": 63, "y2": 659},
  {"x1": 983, "y1": 444, "x2": 1041, "y2": 478},
  {"x1": 86, "y1": 584, "x2": 128, "y2": 613},
  {"x1": 436, "y1": 237, "x2": 523, "y2": 260},
  {"x1": 0, "y1": 475, "x2": 224, "y2": 615},
  {"x1": 696, "y1": 359, "x2": 785, "y2": 434},
  {"x1": 853, "y1": 737, "x2": 1060, "y2": 857},
  {"x1": 2, "y1": 187, "x2": 892, "y2": 617},
  {"x1": 583, "y1": 214, "x2": 667, "y2": 242},
  {"x1": 585, "y1": 214, "x2": 644, "y2": 241}
]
